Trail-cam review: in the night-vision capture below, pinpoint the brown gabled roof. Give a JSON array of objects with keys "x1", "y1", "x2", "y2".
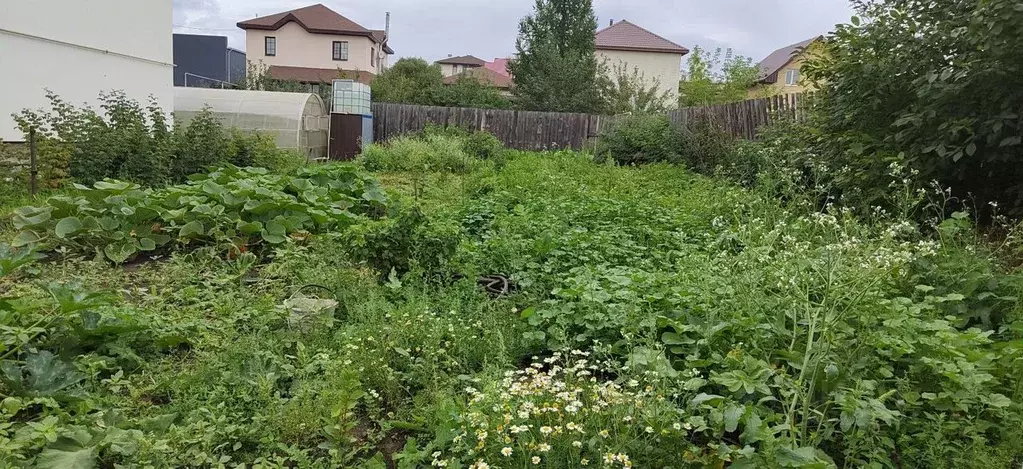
[
  {"x1": 268, "y1": 65, "x2": 375, "y2": 85},
  {"x1": 238, "y1": 4, "x2": 392, "y2": 53},
  {"x1": 442, "y1": 67, "x2": 513, "y2": 89},
  {"x1": 756, "y1": 36, "x2": 823, "y2": 82},
  {"x1": 595, "y1": 20, "x2": 689, "y2": 55},
  {"x1": 436, "y1": 55, "x2": 486, "y2": 66}
]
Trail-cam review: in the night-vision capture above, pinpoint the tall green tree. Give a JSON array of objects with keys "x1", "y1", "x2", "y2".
[
  {"x1": 507, "y1": 0, "x2": 606, "y2": 113},
  {"x1": 371, "y1": 58, "x2": 445, "y2": 105},
  {"x1": 679, "y1": 46, "x2": 759, "y2": 107}
]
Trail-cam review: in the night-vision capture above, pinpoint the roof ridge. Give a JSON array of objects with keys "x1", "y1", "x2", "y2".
[
  {"x1": 617, "y1": 20, "x2": 687, "y2": 51},
  {"x1": 238, "y1": 3, "x2": 371, "y2": 34},
  {"x1": 594, "y1": 20, "x2": 689, "y2": 54}
]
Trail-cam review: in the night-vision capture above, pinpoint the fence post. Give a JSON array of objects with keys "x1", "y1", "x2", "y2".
[{"x1": 29, "y1": 127, "x2": 38, "y2": 196}]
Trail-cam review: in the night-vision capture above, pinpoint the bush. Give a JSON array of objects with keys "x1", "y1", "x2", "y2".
[
  {"x1": 422, "y1": 124, "x2": 506, "y2": 161},
  {"x1": 345, "y1": 205, "x2": 460, "y2": 278},
  {"x1": 676, "y1": 122, "x2": 738, "y2": 175},
  {"x1": 594, "y1": 114, "x2": 681, "y2": 166},
  {"x1": 802, "y1": 0, "x2": 1023, "y2": 216},
  {"x1": 594, "y1": 114, "x2": 737, "y2": 173},
  {"x1": 228, "y1": 131, "x2": 307, "y2": 174},
  {"x1": 11, "y1": 91, "x2": 304, "y2": 188},
  {"x1": 360, "y1": 134, "x2": 489, "y2": 174}
]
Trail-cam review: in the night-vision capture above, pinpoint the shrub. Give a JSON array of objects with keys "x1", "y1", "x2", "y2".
[
  {"x1": 422, "y1": 124, "x2": 506, "y2": 161},
  {"x1": 676, "y1": 121, "x2": 738, "y2": 175},
  {"x1": 345, "y1": 205, "x2": 460, "y2": 278},
  {"x1": 11, "y1": 91, "x2": 304, "y2": 188},
  {"x1": 360, "y1": 134, "x2": 488, "y2": 173},
  {"x1": 593, "y1": 114, "x2": 681, "y2": 166},
  {"x1": 228, "y1": 131, "x2": 307, "y2": 174},
  {"x1": 594, "y1": 114, "x2": 737, "y2": 173},
  {"x1": 802, "y1": 0, "x2": 1023, "y2": 216}
]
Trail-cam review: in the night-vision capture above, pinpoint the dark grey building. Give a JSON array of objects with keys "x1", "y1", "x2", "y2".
[{"x1": 173, "y1": 34, "x2": 246, "y2": 88}]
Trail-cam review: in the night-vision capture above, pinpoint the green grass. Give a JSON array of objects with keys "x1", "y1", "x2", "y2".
[{"x1": 0, "y1": 151, "x2": 1020, "y2": 468}]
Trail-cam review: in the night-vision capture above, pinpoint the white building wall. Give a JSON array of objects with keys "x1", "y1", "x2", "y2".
[
  {"x1": 0, "y1": 0, "x2": 174, "y2": 142},
  {"x1": 597, "y1": 49, "x2": 683, "y2": 101},
  {"x1": 245, "y1": 22, "x2": 381, "y2": 74}
]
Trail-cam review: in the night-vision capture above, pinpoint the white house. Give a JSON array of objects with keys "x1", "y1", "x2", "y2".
[
  {"x1": 0, "y1": 0, "x2": 174, "y2": 142},
  {"x1": 595, "y1": 20, "x2": 689, "y2": 101}
]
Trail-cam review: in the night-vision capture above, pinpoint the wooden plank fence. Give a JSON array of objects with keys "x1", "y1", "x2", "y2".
[{"x1": 371, "y1": 94, "x2": 803, "y2": 151}]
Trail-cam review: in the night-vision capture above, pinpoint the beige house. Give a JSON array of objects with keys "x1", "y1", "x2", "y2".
[
  {"x1": 595, "y1": 20, "x2": 689, "y2": 101},
  {"x1": 436, "y1": 55, "x2": 486, "y2": 77},
  {"x1": 750, "y1": 36, "x2": 824, "y2": 97},
  {"x1": 237, "y1": 4, "x2": 393, "y2": 85}
]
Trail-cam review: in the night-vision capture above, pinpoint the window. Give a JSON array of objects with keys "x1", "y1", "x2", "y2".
[
  {"x1": 332, "y1": 41, "x2": 349, "y2": 61},
  {"x1": 785, "y1": 69, "x2": 799, "y2": 86},
  {"x1": 371, "y1": 48, "x2": 376, "y2": 67},
  {"x1": 264, "y1": 37, "x2": 276, "y2": 56}
]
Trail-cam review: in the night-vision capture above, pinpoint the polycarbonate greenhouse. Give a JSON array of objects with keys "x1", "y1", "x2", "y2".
[{"x1": 173, "y1": 87, "x2": 329, "y2": 159}]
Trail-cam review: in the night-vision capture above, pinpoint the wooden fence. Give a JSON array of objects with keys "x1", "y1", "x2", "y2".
[{"x1": 370, "y1": 94, "x2": 804, "y2": 151}]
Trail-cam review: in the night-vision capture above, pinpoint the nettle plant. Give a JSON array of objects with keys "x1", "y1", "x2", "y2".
[{"x1": 10, "y1": 165, "x2": 389, "y2": 263}]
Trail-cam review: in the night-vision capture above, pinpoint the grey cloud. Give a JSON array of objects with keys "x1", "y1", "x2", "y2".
[{"x1": 173, "y1": 0, "x2": 854, "y2": 65}]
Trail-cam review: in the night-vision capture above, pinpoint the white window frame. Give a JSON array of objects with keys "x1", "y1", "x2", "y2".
[{"x1": 785, "y1": 69, "x2": 799, "y2": 86}]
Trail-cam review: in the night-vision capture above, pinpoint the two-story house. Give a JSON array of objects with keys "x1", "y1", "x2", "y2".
[
  {"x1": 237, "y1": 4, "x2": 393, "y2": 87},
  {"x1": 750, "y1": 36, "x2": 824, "y2": 97},
  {"x1": 595, "y1": 20, "x2": 689, "y2": 101},
  {"x1": 436, "y1": 55, "x2": 486, "y2": 77}
]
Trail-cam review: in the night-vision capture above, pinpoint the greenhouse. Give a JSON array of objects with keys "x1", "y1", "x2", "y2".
[{"x1": 173, "y1": 87, "x2": 329, "y2": 159}]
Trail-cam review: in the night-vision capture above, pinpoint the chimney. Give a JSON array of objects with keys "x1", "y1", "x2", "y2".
[
  {"x1": 385, "y1": 12, "x2": 390, "y2": 39},
  {"x1": 609, "y1": 19, "x2": 613, "y2": 26}
]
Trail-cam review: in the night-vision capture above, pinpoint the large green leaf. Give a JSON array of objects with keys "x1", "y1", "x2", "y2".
[
  {"x1": 178, "y1": 220, "x2": 205, "y2": 238},
  {"x1": 47, "y1": 283, "x2": 113, "y2": 313},
  {"x1": 138, "y1": 237, "x2": 157, "y2": 251},
  {"x1": 12, "y1": 206, "x2": 52, "y2": 229},
  {"x1": 0, "y1": 245, "x2": 44, "y2": 277},
  {"x1": 93, "y1": 180, "x2": 134, "y2": 192},
  {"x1": 103, "y1": 241, "x2": 137, "y2": 264},
  {"x1": 0, "y1": 351, "x2": 84, "y2": 399},
  {"x1": 35, "y1": 437, "x2": 97, "y2": 469},
  {"x1": 723, "y1": 403, "x2": 746, "y2": 433},
  {"x1": 54, "y1": 217, "x2": 83, "y2": 239},
  {"x1": 362, "y1": 185, "x2": 388, "y2": 204},
  {"x1": 12, "y1": 230, "x2": 45, "y2": 247},
  {"x1": 236, "y1": 220, "x2": 263, "y2": 235}
]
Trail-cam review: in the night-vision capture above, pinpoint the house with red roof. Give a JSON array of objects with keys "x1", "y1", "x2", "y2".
[
  {"x1": 484, "y1": 58, "x2": 511, "y2": 78},
  {"x1": 595, "y1": 20, "x2": 689, "y2": 100},
  {"x1": 237, "y1": 4, "x2": 393, "y2": 86}
]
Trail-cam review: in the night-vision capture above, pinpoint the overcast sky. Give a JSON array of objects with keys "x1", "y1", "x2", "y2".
[{"x1": 173, "y1": 0, "x2": 854, "y2": 64}]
